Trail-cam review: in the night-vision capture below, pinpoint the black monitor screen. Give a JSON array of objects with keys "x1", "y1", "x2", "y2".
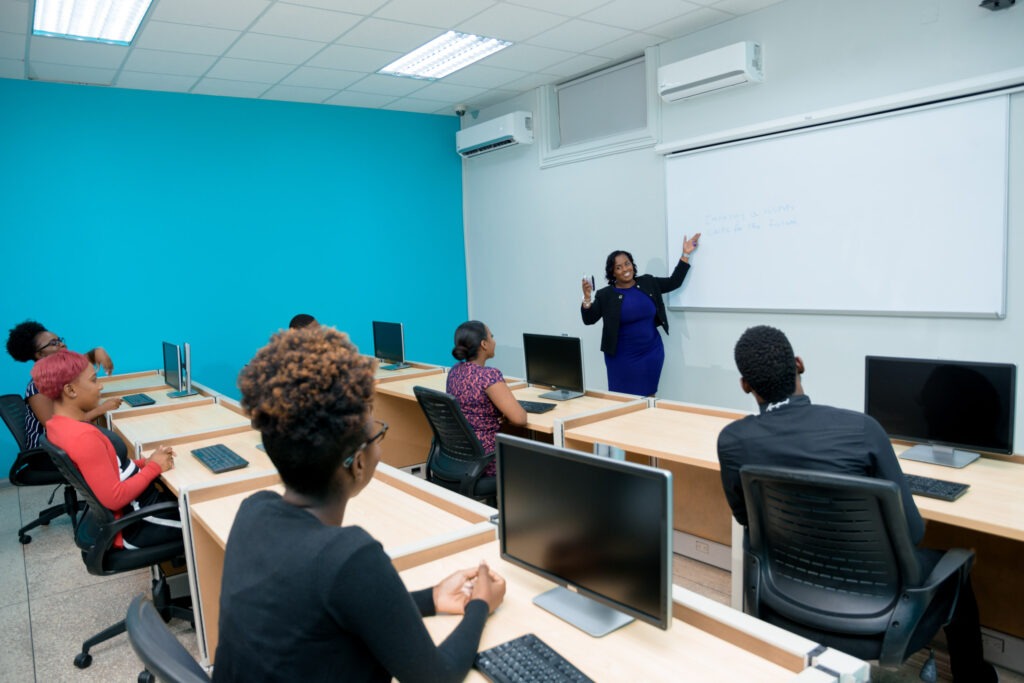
[
  {"x1": 523, "y1": 333, "x2": 584, "y2": 394},
  {"x1": 162, "y1": 342, "x2": 182, "y2": 392},
  {"x1": 372, "y1": 321, "x2": 405, "y2": 364},
  {"x1": 497, "y1": 435, "x2": 673, "y2": 630},
  {"x1": 864, "y1": 356, "x2": 1016, "y2": 455}
]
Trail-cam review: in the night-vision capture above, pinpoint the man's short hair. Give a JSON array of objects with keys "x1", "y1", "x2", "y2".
[
  {"x1": 734, "y1": 325, "x2": 796, "y2": 403},
  {"x1": 288, "y1": 314, "x2": 317, "y2": 329}
]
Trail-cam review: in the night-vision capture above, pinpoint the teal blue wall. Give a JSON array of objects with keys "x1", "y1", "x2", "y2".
[{"x1": 0, "y1": 78, "x2": 467, "y2": 475}]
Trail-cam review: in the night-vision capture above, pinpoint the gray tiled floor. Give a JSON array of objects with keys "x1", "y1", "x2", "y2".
[{"x1": 3, "y1": 482, "x2": 1020, "y2": 682}]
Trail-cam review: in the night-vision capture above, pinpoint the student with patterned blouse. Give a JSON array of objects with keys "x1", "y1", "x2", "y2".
[{"x1": 445, "y1": 321, "x2": 527, "y2": 476}]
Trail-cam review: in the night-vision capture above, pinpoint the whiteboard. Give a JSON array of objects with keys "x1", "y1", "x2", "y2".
[{"x1": 665, "y1": 95, "x2": 1009, "y2": 317}]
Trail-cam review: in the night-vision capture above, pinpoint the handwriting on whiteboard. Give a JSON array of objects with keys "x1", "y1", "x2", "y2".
[{"x1": 701, "y1": 203, "x2": 798, "y2": 235}]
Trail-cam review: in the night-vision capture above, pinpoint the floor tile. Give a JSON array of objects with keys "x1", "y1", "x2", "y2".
[
  {"x1": 0, "y1": 529, "x2": 29, "y2": 609},
  {"x1": 0, "y1": 600, "x2": 35, "y2": 682}
]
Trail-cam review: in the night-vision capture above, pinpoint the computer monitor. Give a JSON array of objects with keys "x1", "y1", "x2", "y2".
[
  {"x1": 864, "y1": 356, "x2": 1016, "y2": 468},
  {"x1": 162, "y1": 341, "x2": 182, "y2": 393},
  {"x1": 163, "y1": 341, "x2": 198, "y2": 399},
  {"x1": 372, "y1": 321, "x2": 409, "y2": 370},
  {"x1": 496, "y1": 435, "x2": 673, "y2": 637},
  {"x1": 523, "y1": 333, "x2": 585, "y2": 400}
]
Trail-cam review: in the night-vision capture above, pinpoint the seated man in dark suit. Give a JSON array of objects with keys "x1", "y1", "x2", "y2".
[{"x1": 716, "y1": 325, "x2": 995, "y2": 683}]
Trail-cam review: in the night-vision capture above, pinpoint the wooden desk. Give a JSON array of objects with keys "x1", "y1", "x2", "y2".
[
  {"x1": 398, "y1": 541, "x2": 834, "y2": 682},
  {"x1": 99, "y1": 370, "x2": 169, "y2": 394},
  {"x1": 184, "y1": 464, "x2": 496, "y2": 666},
  {"x1": 509, "y1": 386, "x2": 641, "y2": 441},
  {"x1": 563, "y1": 400, "x2": 744, "y2": 549},
  {"x1": 109, "y1": 398, "x2": 250, "y2": 458},
  {"x1": 373, "y1": 371, "x2": 447, "y2": 469},
  {"x1": 374, "y1": 360, "x2": 444, "y2": 383},
  {"x1": 140, "y1": 426, "x2": 273, "y2": 497}
]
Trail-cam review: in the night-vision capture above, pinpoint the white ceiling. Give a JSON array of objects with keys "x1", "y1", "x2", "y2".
[{"x1": 0, "y1": 0, "x2": 784, "y2": 115}]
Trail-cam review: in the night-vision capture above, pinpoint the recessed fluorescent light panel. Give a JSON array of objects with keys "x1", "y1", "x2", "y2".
[
  {"x1": 379, "y1": 30, "x2": 512, "y2": 80},
  {"x1": 33, "y1": 0, "x2": 153, "y2": 46}
]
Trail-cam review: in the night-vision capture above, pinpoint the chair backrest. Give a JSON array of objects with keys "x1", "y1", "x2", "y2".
[
  {"x1": 413, "y1": 386, "x2": 490, "y2": 465},
  {"x1": 0, "y1": 393, "x2": 30, "y2": 451},
  {"x1": 126, "y1": 595, "x2": 211, "y2": 683},
  {"x1": 739, "y1": 465, "x2": 924, "y2": 636}
]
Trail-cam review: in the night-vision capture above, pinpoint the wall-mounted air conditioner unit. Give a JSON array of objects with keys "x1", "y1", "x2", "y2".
[
  {"x1": 456, "y1": 111, "x2": 534, "y2": 158},
  {"x1": 657, "y1": 42, "x2": 763, "y2": 102}
]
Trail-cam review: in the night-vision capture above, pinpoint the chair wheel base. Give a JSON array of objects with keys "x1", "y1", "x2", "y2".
[
  {"x1": 139, "y1": 670, "x2": 155, "y2": 683},
  {"x1": 74, "y1": 652, "x2": 92, "y2": 669},
  {"x1": 19, "y1": 535, "x2": 31, "y2": 545}
]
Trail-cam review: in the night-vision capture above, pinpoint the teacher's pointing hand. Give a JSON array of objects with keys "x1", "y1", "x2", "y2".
[{"x1": 682, "y1": 232, "x2": 702, "y2": 261}]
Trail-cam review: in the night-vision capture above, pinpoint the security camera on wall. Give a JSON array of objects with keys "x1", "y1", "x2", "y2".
[{"x1": 454, "y1": 103, "x2": 468, "y2": 117}]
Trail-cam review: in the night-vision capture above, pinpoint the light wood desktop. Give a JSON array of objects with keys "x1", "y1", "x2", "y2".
[
  {"x1": 137, "y1": 425, "x2": 273, "y2": 497},
  {"x1": 562, "y1": 400, "x2": 743, "y2": 549},
  {"x1": 398, "y1": 541, "x2": 832, "y2": 683},
  {"x1": 109, "y1": 398, "x2": 251, "y2": 459},
  {"x1": 373, "y1": 359, "x2": 444, "y2": 383},
  {"x1": 183, "y1": 464, "x2": 496, "y2": 666},
  {"x1": 98, "y1": 370, "x2": 169, "y2": 394}
]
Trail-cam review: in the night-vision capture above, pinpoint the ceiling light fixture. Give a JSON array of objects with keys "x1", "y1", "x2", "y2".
[
  {"x1": 33, "y1": 0, "x2": 153, "y2": 46},
  {"x1": 379, "y1": 30, "x2": 512, "y2": 81}
]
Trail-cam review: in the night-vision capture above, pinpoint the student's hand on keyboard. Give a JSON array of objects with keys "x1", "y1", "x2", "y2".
[
  {"x1": 99, "y1": 397, "x2": 123, "y2": 413},
  {"x1": 147, "y1": 445, "x2": 175, "y2": 472}
]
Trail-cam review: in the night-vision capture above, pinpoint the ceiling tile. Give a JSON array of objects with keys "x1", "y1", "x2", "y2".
[
  {"x1": 382, "y1": 97, "x2": 453, "y2": 114},
  {"x1": 409, "y1": 80, "x2": 486, "y2": 101},
  {"x1": 498, "y1": 71, "x2": 557, "y2": 91},
  {"x1": 206, "y1": 57, "x2": 296, "y2": 83},
  {"x1": 122, "y1": 48, "x2": 217, "y2": 76},
  {"x1": 0, "y1": 0, "x2": 30, "y2": 30},
  {"x1": 456, "y1": 3, "x2": 567, "y2": 43},
  {"x1": 584, "y1": 0, "x2": 702, "y2": 32},
  {"x1": 250, "y1": 3, "x2": 361, "y2": 42},
  {"x1": 136, "y1": 21, "x2": 241, "y2": 55},
  {"x1": 281, "y1": 64, "x2": 363, "y2": 88},
  {"x1": 540, "y1": 53, "x2": 608, "y2": 78},
  {"x1": 324, "y1": 90, "x2": 397, "y2": 107},
  {"x1": 0, "y1": 30, "x2": 25, "y2": 59},
  {"x1": 261, "y1": 83, "x2": 336, "y2": 103},
  {"x1": 441, "y1": 63, "x2": 526, "y2": 89},
  {"x1": 306, "y1": 43, "x2": 400, "y2": 71},
  {"x1": 192, "y1": 77, "x2": 270, "y2": 98},
  {"x1": 150, "y1": 0, "x2": 271, "y2": 31},
  {"x1": 347, "y1": 73, "x2": 429, "y2": 96},
  {"x1": 0, "y1": 56, "x2": 24, "y2": 78},
  {"x1": 643, "y1": 7, "x2": 732, "y2": 37},
  {"x1": 226, "y1": 33, "x2": 326, "y2": 63},
  {"x1": 587, "y1": 31, "x2": 661, "y2": 60},
  {"x1": 710, "y1": 0, "x2": 786, "y2": 13},
  {"x1": 116, "y1": 71, "x2": 198, "y2": 92},
  {"x1": 504, "y1": 0, "x2": 614, "y2": 18},
  {"x1": 467, "y1": 89, "x2": 522, "y2": 108},
  {"x1": 286, "y1": 0, "x2": 389, "y2": 13},
  {"x1": 27, "y1": 62, "x2": 116, "y2": 85},
  {"x1": 478, "y1": 42, "x2": 574, "y2": 72},
  {"x1": 373, "y1": 0, "x2": 497, "y2": 29},
  {"x1": 334, "y1": 18, "x2": 440, "y2": 52},
  {"x1": 526, "y1": 19, "x2": 629, "y2": 53},
  {"x1": 28, "y1": 36, "x2": 128, "y2": 69}
]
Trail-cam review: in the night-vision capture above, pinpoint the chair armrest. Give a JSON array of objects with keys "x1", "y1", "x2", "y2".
[
  {"x1": 879, "y1": 548, "x2": 974, "y2": 667},
  {"x1": 9, "y1": 447, "x2": 59, "y2": 481},
  {"x1": 91, "y1": 501, "x2": 181, "y2": 554}
]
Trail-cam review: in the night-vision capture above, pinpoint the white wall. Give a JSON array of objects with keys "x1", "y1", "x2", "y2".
[{"x1": 462, "y1": 0, "x2": 1024, "y2": 451}]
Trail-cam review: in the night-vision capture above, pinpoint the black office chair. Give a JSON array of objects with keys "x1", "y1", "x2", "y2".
[
  {"x1": 0, "y1": 393, "x2": 81, "y2": 544},
  {"x1": 739, "y1": 465, "x2": 974, "y2": 671},
  {"x1": 413, "y1": 386, "x2": 496, "y2": 506},
  {"x1": 127, "y1": 595, "x2": 210, "y2": 683},
  {"x1": 38, "y1": 435, "x2": 193, "y2": 670}
]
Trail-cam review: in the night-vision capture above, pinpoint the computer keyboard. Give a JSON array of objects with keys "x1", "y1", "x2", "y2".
[
  {"x1": 518, "y1": 400, "x2": 557, "y2": 414},
  {"x1": 191, "y1": 444, "x2": 249, "y2": 475},
  {"x1": 474, "y1": 633, "x2": 592, "y2": 683},
  {"x1": 905, "y1": 473, "x2": 970, "y2": 502},
  {"x1": 121, "y1": 393, "x2": 156, "y2": 407}
]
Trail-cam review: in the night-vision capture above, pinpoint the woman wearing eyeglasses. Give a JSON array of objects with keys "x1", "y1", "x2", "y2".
[
  {"x1": 213, "y1": 326, "x2": 506, "y2": 683},
  {"x1": 5, "y1": 320, "x2": 120, "y2": 448}
]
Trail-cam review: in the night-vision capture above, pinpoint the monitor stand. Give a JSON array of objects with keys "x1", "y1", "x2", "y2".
[
  {"x1": 533, "y1": 586, "x2": 632, "y2": 637},
  {"x1": 380, "y1": 362, "x2": 410, "y2": 371},
  {"x1": 537, "y1": 388, "x2": 584, "y2": 401},
  {"x1": 898, "y1": 444, "x2": 980, "y2": 469},
  {"x1": 167, "y1": 388, "x2": 198, "y2": 398}
]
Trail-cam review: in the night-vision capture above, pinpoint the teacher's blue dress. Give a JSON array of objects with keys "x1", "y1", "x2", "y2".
[{"x1": 604, "y1": 286, "x2": 664, "y2": 396}]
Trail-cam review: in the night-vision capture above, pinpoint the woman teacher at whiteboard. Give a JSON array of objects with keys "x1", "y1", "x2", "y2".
[{"x1": 581, "y1": 234, "x2": 700, "y2": 396}]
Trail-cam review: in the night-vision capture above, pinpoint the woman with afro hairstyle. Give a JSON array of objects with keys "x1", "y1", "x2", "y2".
[
  {"x1": 213, "y1": 326, "x2": 505, "y2": 683},
  {"x1": 32, "y1": 350, "x2": 179, "y2": 549},
  {"x1": 6, "y1": 320, "x2": 120, "y2": 448}
]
